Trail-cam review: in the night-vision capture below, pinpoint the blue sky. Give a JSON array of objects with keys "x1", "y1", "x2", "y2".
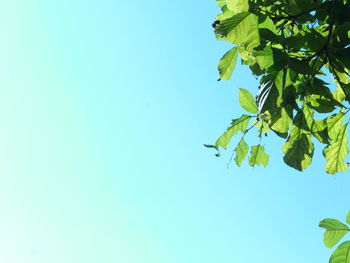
[{"x1": 0, "y1": 0, "x2": 349, "y2": 262}]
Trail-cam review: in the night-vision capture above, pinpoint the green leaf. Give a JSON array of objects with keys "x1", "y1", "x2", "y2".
[
  {"x1": 323, "y1": 124, "x2": 349, "y2": 174},
  {"x1": 270, "y1": 107, "x2": 292, "y2": 133},
  {"x1": 253, "y1": 46, "x2": 274, "y2": 69},
  {"x1": 216, "y1": 6, "x2": 235, "y2": 21},
  {"x1": 234, "y1": 138, "x2": 249, "y2": 166},
  {"x1": 319, "y1": 219, "x2": 350, "y2": 248},
  {"x1": 330, "y1": 241, "x2": 350, "y2": 263},
  {"x1": 216, "y1": 0, "x2": 226, "y2": 8},
  {"x1": 248, "y1": 145, "x2": 269, "y2": 167},
  {"x1": 307, "y1": 94, "x2": 336, "y2": 113},
  {"x1": 218, "y1": 47, "x2": 238, "y2": 80},
  {"x1": 226, "y1": 0, "x2": 249, "y2": 12},
  {"x1": 258, "y1": 16, "x2": 277, "y2": 34},
  {"x1": 282, "y1": 111, "x2": 314, "y2": 171},
  {"x1": 216, "y1": 115, "x2": 251, "y2": 149},
  {"x1": 215, "y1": 12, "x2": 260, "y2": 51},
  {"x1": 347, "y1": 211, "x2": 350, "y2": 225},
  {"x1": 327, "y1": 112, "x2": 346, "y2": 140},
  {"x1": 289, "y1": 59, "x2": 319, "y2": 75},
  {"x1": 334, "y1": 86, "x2": 346, "y2": 103},
  {"x1": 239, "y1": 88, "x2": 258, "y2": 113}
]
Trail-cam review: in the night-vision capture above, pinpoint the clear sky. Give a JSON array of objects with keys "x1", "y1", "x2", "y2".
[{"x1": 0, "y1": 0, "x2": 349, "y2": 262}]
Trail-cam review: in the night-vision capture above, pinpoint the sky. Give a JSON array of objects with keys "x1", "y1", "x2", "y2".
[{"x1": 0, "y1": 0, "x2": 349, "y2": 262}]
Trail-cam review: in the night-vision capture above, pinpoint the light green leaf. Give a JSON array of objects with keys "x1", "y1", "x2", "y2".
[
  {"x1": 323, "y1": 124, "x2": 349, "y2": 174},
  {"x1": 282, "y1": 111, "x2": 314, "y2": 171},
  {"x1": 334, "y1": 86, "x2": 346, "y2": 103},
  {"x1": 319, "y1": 219, "x2": 350, "y2": 248},
  {"x1": 253, "y1": 46, "x2": 274, "y2": 69},
  {"x1": 226, "y1": 0, "x2": 249, "y2": 13},
  {"x1": 302, "y1": 106, "x2": 329, "y2": 144},
  {"x1": 327, "y1": 112, "x2": 346, "y2": 140},
  {"x1": 216, "y1": 0, "x2": 226, "y2": 8},
  {"x1": 347, "y1": 211, "x2": 350, "y2": 225},
  {"x1": 215, "y1": 12, "x2": 260, "y2": 51},
  {"x1": 234, "y1": 138, "x2": 249, "y2": 166},
  {"x1": 239, "y1": 88, "x2": 258, "y2": 113},
  {"x1": 330, "y1": 241, "x2": 350, "y2": 263},
  {"x1": 248, "y1": 145, "x2": 269, "y2": 167},
  {"x1": 259, "y1": 16, "x2": 277, "y2": 34},
  {"x1": 216, "y1": 6, "x2": 235, "y2": 21},
  {"x1": 270, "y1": 107, "x2": 292, "y2": 133},
  {"x1": 218, "y1": 47, "x2": 238, "y2": 80},
  {"x1": 216, "y1": 115, "x2": 251, "y2": 149}
]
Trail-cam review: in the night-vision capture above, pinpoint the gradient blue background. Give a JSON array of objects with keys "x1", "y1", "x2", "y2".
[{"x1": 0, "y1": 1, "x2": 349, "y2": 262}]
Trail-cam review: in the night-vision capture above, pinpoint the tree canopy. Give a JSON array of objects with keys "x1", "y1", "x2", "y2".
[{"x1": 207, "y1": 0, "x2": 350, "y2": 174}]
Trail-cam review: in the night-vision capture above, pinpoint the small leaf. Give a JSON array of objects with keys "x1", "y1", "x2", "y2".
[
  {"x1": 216, "y1": 115, "x2": 251, "y2": 149},
  {"x1": 234, "y1": 138, "x2": 249, "y2": 166},
  {"x1": 347, "y1": 211, "x2": 350, "y2": 225},
  {"x1": 239, "y1": 88, "x2": 258, "y2": 113},
  {"x1": 248, "y1": 145, "x2": 269, "y2": 167},
  {"x1": 319, "y1": 219, "x2": 350, "y2": 248},
  {"x1": 218, "y1": 47, "x2": 238, "y2": 80},
  {"x1": 329, "y1": 241, "x2": 350, "y2": 263}
]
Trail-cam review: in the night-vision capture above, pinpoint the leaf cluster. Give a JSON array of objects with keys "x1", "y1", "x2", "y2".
[{"x1": 208, "y1": 0, "x2": 350, "y2": 174}]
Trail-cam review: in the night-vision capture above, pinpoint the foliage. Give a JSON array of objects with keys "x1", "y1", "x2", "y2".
[
  {"x1": 207, "y1": 0, "x2": 350, "y2": 174},
  {"x1": 320, "y1": 211, "x2": 350, "y2": 263}
]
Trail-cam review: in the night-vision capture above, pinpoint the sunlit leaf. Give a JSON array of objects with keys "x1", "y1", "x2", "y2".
[
  {"x1": 323, "y1": 124, "x2": 349, "y2": 174},
  {"x1": 326, "y1": 112, "x2": 346, "y2": 140},
  {"x1": 270, "y1": 107, "x2": 292, "y2": 133},
  {"x1": 239, "y1": 88, "x2": 258, "y2": 113},
  {"x1": 226, "y1": 0, "x2": 249, "y2": 12},
  {"x1": 218, "y1": 47, "x2": 238, "y2": 80},
  {"x1": 216, "y1": 115, "x2": 252, "y2": 149},
  {"x1": 329, "y1": 241, "x2": 350, "y2": 263},
  {"x1": 215, "y1": 12, "x2": 260, "y2": 51},
  {"x1": 234, "y1": 138, "x2": 249, "y2": 166},
  {"x1": 347, "y1": 211, "x2": 350, "y2": 225},
  {"x1": 248, "y1": 145, "x2": 269, "y2": 167},
  {"x1": 216, "y1": 0, "x2": 226, "y2": 8},
  {"x1": 253, "y1": 46, "x2": 274, "y2": 69},
  {"x1": 282, "y1": 110, "x2": 314, "y2": 171},
  {"x1": 319, "y1": 219, "x2": 350, "y2": 248}
]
